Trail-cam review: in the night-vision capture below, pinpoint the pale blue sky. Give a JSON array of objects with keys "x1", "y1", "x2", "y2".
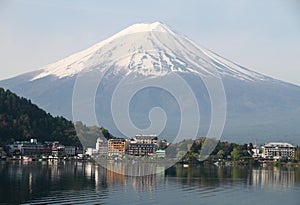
[{"x1": 0, "y1": 0, "x2": 299, "y2": 85}]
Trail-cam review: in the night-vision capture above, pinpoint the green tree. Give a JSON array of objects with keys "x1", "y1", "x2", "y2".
[
  {"x1": 217, "y1": 150, "x2": 225, "y2": 159},
  {"x1": 100, "y1": 127, "x2": 114, "y2": 139},
  {"x1": 231, "y1": 148, "x2": 242, "y2": 160}
]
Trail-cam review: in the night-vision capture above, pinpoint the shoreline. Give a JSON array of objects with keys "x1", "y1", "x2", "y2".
[{"x1": 2, "y1": 157, "x2": 300, "y2": 169}]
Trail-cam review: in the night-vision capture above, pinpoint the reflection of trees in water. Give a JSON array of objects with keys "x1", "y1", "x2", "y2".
[
  {"x1": 0, "y1": 161, "x2": 98, "y2": 204},
  {"x1": 165, "y1": 165, "x2": 300, "y2": 190},
  {"x1": 165, "y1": 165, "x2": 229, "y2": 187},
  {"x1": 1, "y1": 161, "x2": 300, "y2": 204}
]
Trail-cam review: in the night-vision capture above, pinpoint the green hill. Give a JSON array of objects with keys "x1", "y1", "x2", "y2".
[{"x1": 0, "y1": 88, "x2": 81, "y2": 146}]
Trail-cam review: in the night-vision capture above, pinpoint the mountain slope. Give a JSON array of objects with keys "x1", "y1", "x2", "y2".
[
  {"x1": 0, "y1": 87, "x2": 80, "y2": 146},
  {"x1": 0, "y1": 22, "x2": 299, "y2": 144}
]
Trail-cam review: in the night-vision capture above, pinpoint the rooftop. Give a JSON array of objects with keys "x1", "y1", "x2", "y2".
[
  {"x1": 135, "y1": 134, "x2": 158, "y2": 140},
  {"x1": 264, "y1": 142, "x2": 295, "y2": 148}
]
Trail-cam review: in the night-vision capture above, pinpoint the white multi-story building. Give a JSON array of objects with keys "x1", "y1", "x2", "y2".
[
  {"x1": 96, "y1": 138, "x2": 108, "y2": 155},
  {"x1": 262, "y1": 142, "x2": 296, "y2": 159},
  {"x1": 127, "y1": 134, "x2": 158, "y2": 157}
]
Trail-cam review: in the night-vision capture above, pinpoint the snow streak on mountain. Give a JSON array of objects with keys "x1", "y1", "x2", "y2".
[{"x1": 31, "y1": 22, "x2": 269, "y2": 82}]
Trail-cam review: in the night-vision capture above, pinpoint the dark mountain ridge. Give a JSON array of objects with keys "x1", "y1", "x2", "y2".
[{"x1": 0, "y1": 87, "x2": 80, "y2": 146}]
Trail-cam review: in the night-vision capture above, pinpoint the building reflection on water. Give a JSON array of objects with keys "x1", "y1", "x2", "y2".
[
  {"x1": 94, "y1": 162, "x2": 165, "y2": 192},
  {"x1": 251, "y1": 167, "x2": 295, "y2": 190},
  {"x1": 1, "y1": 161, "x2": 300, "y2": 204}
]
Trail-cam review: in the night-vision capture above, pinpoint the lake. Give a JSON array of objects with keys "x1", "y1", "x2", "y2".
[{"x1": 0, "y1": 161, "x2": 299, "y2": 205}]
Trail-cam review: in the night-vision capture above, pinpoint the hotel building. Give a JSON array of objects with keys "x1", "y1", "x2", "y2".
[
  {"x1": 127, "y1": 134, "x2": 158, "y2": 157},
  {"x1": 262, "y1": 142, "x2": 296, "y2": 159},
  {"x1": 108, "y1": 139, "x2": 126, "y2": 156}
]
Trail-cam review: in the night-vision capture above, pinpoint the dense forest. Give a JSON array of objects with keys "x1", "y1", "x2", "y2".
[{"x1": 0, "y1": 88, "x2": 81, "y2": 146}]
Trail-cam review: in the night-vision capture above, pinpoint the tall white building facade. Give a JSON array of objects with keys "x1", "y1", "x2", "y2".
[{"x1": 262, "y1": 142, "x2": 296, "y2": 159}]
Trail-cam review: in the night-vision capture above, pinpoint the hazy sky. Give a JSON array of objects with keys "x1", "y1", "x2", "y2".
[{"x1": 0, "y1": 0, "x2": 299, "y2": 85}]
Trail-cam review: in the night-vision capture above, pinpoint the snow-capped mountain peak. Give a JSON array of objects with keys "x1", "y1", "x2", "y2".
[
  {"x1": 112, "y1": 21, "x2": 175, "y2": 37},
  {"x1": 31, "y1": 22, "x2": 176, "y2": 80},
  {"x1": 31, "y1": 22, "x2": 269, "y2": 82}
]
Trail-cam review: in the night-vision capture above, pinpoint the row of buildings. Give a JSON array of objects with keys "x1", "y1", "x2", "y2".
[
  {"x1": 7, "y1": 139, "x2": 78, "y2": 157},
  {"x1": 88, "y1": 134, "x2": 167, "y2": 158},
  {"x1": 252, "y1": 142, "x2": 296, "y2": 160},
  {"x1": 5, "y1": 134, "x2": 167, "y2": 159},
  {"x1": 6, "y1": 137, "x2": 296, "y2": 161}
]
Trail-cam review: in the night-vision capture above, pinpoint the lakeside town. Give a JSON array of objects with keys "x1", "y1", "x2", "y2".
[{"x1": 0, "y1": 134, "x2": 299, "y2": 166}]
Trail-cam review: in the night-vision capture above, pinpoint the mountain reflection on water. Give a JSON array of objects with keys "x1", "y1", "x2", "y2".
[{"x1": 0, "y1": 161, "x2": 299, "y2": 205}]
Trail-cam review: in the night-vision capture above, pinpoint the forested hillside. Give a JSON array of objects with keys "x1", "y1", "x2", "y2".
[{"x1": 0, "y1": 88, "x2": 80, "y2": 146}]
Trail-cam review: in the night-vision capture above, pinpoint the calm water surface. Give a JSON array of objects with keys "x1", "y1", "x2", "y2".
[{"x1": 0, "y1": 161, "x2": 300, "y2": 205}]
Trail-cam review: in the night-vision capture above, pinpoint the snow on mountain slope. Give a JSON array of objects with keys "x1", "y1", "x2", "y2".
[
  {"x1": 1, "y1": 22, "x2": 300, "y2": 144},
  {"x1": 31, "y1": 22, "x2": 270, "y2": 82}
]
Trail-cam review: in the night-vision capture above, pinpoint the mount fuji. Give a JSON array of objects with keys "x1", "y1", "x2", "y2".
[{"x1": 1, "y1": 22, "x2": 299, "y2": 143}]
